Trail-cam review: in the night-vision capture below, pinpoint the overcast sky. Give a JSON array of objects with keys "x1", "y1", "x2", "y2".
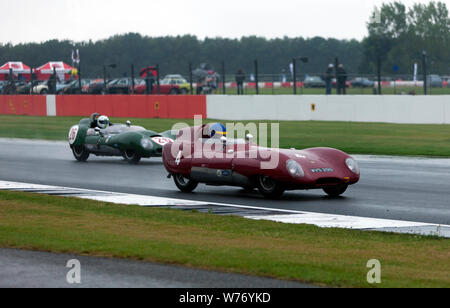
[{"x1": 1, "y1": 0, "x2": 446, "y2": 45}]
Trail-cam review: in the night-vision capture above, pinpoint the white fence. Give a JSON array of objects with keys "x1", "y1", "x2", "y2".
[{"x1": 206, "y1": 95, "x2": 450, "y2": 124}]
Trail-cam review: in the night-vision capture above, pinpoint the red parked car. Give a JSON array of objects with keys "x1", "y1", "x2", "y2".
[{"x1": 163, "y1": 123, "x2": 360, "y2": 199}]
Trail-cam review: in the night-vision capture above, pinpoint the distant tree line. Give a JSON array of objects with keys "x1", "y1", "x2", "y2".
[
  {"x1": 361, "y1": 1, "x2": 449, "y2": 75},
  {"x1": 0, "y1": 1, "x2": 447, "y2": 78}
]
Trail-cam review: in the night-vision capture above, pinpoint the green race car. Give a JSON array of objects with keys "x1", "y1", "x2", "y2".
[{"x1": 68, "y1": 113, "x2": 176, "y2": 164}]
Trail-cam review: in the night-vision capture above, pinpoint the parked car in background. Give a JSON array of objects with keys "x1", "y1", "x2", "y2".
[
  {"x1": 56, "y1": 80, "x2": 77, "y2": 94},
  {"x1": 0, "y1": 81, "x2": 6, "y2": 93},
  {"x1": 32, "y1": 80, "x2": 49, "y2": 94},
  {"x1": 426, "y1": 75, "x2": 443, "y2": 88},
  {"x1": 161, "y1": 75, "x2": 190, "y2": 94},
  {"x1": 14, "y1": 81, "x2": 29, "y2": 94},
  {"x1": 134, "y1": 76, "x2": 188, "y2": 95},
  {"x1": 88, "y1": 79, "x2": 108, "y2": 94},
  {"x1": 107, "y1": 78, "x2": 136, "y2": 94},
  {"x1": 349, "y1": 78, "x2": 375, "y2": 88},
  {"x1": 304, "y1": 76, "x2": 326, "y2": 88},
  {"x1": 62, "y1": 80, "x2": 90, "y2": 95}
]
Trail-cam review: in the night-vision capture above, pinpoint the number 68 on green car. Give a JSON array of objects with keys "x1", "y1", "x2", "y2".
[{"x1": 68, "y1": 113, "x2": 176, "y2": 164}]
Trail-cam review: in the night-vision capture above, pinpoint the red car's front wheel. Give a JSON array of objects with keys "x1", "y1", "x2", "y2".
[
  {"x1": 257, "y1": 175, "x2": 285, "y2": 199},
  {"x1": 323, "y1": 184, "x2": 348, "y2": 197}
]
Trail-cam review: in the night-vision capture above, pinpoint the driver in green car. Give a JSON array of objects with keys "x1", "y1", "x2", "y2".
[{"x1": 97, "y1": 115, "x2": 110, "y2": 129}]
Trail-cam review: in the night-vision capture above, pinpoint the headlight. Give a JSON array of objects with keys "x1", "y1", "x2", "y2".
[
  {"x1": 345, "y1": 158, "x2": 360, "y2": 175},
  {"x1": 140, "y1": 138, "x2": 153, "y2": 150},
  {"x1": 286, "y1": 160, "x2": 304, "y2": 178}
]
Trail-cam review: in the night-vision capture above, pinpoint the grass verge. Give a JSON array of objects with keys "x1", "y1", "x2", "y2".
[
  {"x1": 0, "y1": 190, "x2": 449, "y2": 288},
  {"x1": 1, "y1": 115, "x2": 450, "y2": 157}
]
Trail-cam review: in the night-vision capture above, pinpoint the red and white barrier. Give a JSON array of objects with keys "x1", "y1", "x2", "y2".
[{"x1": 2, "y1": 94, "x2": 450, "y2": 124}]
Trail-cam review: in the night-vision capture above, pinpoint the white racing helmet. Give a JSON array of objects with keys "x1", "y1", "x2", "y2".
[{"x1": 97, "y1": 115, "x2": 110, "y2": 129}]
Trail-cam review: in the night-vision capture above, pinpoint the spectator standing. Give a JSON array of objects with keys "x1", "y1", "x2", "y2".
[
  {"x1": 4, "y1": 74, "x2": 16, "y2": 94},
  {"x1": 235, "y1": 68, "x2": 245, "y2": 95},
  {"x1": 336, "y1": 64, "x2": 348, "y2": 95},
  {"x1": 48, "y1": 73, "x2": 57, "y2": 94},
  {"x1": 324, "y1": 64, "x2": 334, "y2": 95},
  {"x1": 145, "y1": 70, "x2": 155, "y2": 95}
]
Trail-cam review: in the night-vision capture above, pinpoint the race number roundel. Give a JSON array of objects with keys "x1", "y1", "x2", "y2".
[
  {"x1": 151, "y1": 137, "x2": 174, "y2": 146},
  {"x1": 68, "y1": 125, "x2": 79, "y2": 145}
]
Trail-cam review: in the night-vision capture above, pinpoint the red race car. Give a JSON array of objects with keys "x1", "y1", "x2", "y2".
[{"x1": 163, "y1": 123, "x2": 360, "y2": 199}]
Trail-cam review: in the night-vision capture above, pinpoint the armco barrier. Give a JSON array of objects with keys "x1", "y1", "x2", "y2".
[
  {"x1": 206, "y1": 95, "x2": 450, "y2": 124},
  {"x1": 1, "y1": 95, "x2": 207, "y2": 119},
  {"x1": 0, "y1": 95, "x2": 47, "y2": 116}
]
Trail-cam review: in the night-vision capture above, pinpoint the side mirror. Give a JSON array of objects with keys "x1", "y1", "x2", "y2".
[
  {"x1": 94, "y1": 127, "x2": 103, "y2": 136},
  {"x1": 246, "y1": 134, "x2": 253, "y2": 142},
  {"x1": 126, "y1": 120, "x2": 131, "y2": 127}
]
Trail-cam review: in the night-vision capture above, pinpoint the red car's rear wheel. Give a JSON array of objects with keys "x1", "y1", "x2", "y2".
[
  {"x1": 173, "y1": 174, "x2": 198, "y2": 193},
  {"x1": 257, "y1": 175, "x2": 285, "y2": 199}
]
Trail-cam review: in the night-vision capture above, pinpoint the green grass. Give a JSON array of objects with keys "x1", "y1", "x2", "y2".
[
  {"x1": 1, "y1": 115, "x2": 450, "y2": 157},
  {"x1": 0, "y1": 190, "x2": 448, "y2": 288}
]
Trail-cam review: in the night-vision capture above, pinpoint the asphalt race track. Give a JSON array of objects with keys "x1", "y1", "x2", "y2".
[{"x1": 0, "y1": 138, "x2": 449, "y2": 225}]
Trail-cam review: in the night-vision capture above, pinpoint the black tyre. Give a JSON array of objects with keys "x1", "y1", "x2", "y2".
[
  {"x1": 173, "y1": 174, "x2": 198, "y2": 193},
  {"x1": 256, "y1": 175, "x2": 285, "y2": 199},
  {"x1": 72, "y1": 145, "x2": 90, "y2": 162},
  {"x1": 180, "y1": 88, "x2": 188, "y2": 95},
  {"x1": 40, "y1": 89, "x2": 48, "y2": 95},
  {"x1": 323, "y1": 184, "x2": 348, "y2": 197},
  {"x1": 123, "y1": 149, "x2": 141, "y2": 164},
  {"x1": 169, "y1": 88, "x2": 179, "y2": 95}
]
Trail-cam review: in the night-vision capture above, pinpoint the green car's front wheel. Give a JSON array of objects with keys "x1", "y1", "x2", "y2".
[
  {"x1": 123, "y1": 149, "x2": 141, "y2": 164},
  {"x1": 72, "y1": 145, "x2": 90, "y2": 162}
]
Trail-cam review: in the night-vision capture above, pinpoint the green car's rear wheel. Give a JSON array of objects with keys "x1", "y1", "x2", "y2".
[
  {"x1": 72, "y1": 145, "x2": 89, "y2": 162},
  {"x1": 173, "y1": 174, "x2": 198, "y2": 193},
  {"x1": 123, "y1": 149, "x2": 141, "y2": 164}
]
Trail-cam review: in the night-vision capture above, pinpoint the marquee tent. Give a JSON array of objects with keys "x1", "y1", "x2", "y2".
[
  {"x1": 35, "y1": 61, "x2": 76, "y2": 81},
  {"x1": 0, "y1": 62, "x2": 32, "y2": 80}
]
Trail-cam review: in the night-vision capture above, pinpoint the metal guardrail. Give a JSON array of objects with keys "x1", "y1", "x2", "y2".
[{"x1": 1, "y1": 73, "x2": 449, "y2": 96}]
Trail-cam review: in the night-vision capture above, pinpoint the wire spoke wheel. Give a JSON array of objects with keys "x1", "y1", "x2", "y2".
[
  {"x1": 123, "y1": 150, "x2": 141, "y2": 164},
  {"x1": 257, "y1": 175, "x2": 285, "y2": 199},
  {"x1": 72, "y1": 145, "x2": 89, "y2": 162},
  {"x1": 173, "y1": 174, "x2": 198, "y2": 193}
]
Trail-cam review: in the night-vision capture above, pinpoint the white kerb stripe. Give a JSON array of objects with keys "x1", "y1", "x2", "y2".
[{"x1": 46, "y1": 95, "x2": 56, "y2": 116}]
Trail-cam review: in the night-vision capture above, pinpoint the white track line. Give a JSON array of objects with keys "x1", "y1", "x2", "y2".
[{"x1": 0, "y1": 180, "x2": 449, "y2": 238}]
